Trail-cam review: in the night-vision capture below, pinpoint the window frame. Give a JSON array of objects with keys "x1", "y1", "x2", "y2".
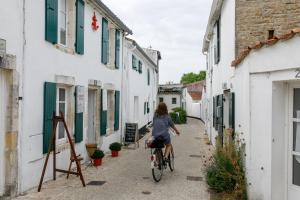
[
  {"x1": 214, "y1": 18, "x2": 220, "y2": 64},
  {"x1": 58, "y1": 0, "x2": 68, "y2": 46},
  {"x1": 172, "y1": 97, "x2": 177, "y2": 105},
  {"x1": 56, "y1": 86, "x2": 68, "y2": 144}
]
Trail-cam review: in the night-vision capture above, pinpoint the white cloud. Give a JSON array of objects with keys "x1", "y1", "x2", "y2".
[{"x1": 101, "y1": 0, "x2": 212, "y2": 83}]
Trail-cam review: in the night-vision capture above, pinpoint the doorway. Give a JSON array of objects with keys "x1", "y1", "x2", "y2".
[
  {"x1": 288, "y1": 85, "x2": 300, "y2": 199},
  {"x1": 87, "y1": 89, "x2": 97, "y2": 144}
]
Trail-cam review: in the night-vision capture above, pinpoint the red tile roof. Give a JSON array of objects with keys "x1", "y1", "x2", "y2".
[{"x1": 231, "y1": 28, "x2": 300, "y2": 67}]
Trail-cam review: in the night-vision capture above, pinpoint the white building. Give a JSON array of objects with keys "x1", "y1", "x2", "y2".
[
  {"x1": 203, "y1": 0, "x2": 300, "y2": 199},
  {"x1": 123, "y1": 38, "x2": 160, "y2": 136},
  {"x1": 0, "y1": 0, "x2": 139, "y2": 196},
  {"x1": 182, "y1": 80, "x2": 205, "y2": 120},
  {"x1": 158, "y1": 83, "x2": 183, "y2": 112}
]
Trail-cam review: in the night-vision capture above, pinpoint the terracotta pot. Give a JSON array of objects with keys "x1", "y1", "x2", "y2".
[
  {"x1": 93, "y1": 158, "x2": 102, "y2": 166},
  {"x1": 111, "y1": 150, "x2": 119, "y2": 157}
]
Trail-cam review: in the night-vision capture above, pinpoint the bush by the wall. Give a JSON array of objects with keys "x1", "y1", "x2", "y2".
[
  {"x1": 205, "y1": 131, "x2": 248, "y2": 200},
  {"x1": 170, "y1": 107, "x2": 187, "y2": 124}
]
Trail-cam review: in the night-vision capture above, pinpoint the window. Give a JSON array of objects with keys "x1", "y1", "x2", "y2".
[
  {"x1": 56, "y1": 87, "x2": 67, "y2": 141},
  {"x1": 132, "y1": 55, "x2": 137, "y2": 70},
  {"x1": 159, "y1": 97, "x2": 163, "y2": 103},
  {"x1": 214, "y1": 18, "x2": 220, "y2": 64},
  {"x1": 172, "y1": 98, "x2": 177, "y2": 104},
  {"x1": 58, "y1": 0, "x2": 67, "y2": 45}
]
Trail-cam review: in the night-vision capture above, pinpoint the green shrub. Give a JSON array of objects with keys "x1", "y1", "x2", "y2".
[
  {"x1": 171, "y1": 107, "x2": 187, "y2": 124},
  {"x1": 91, "y1": 149, "x2": 105, "y2": 159},
  {"x1": 109, "y1": 142, "x2": 122, "y2": 151},
  {"x1": 205, "y1": 132, "x2": 248, "y2": 199}
]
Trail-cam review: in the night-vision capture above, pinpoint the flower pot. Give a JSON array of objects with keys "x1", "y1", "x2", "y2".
[
  {"x1": 93, "y1": 158, "x2": 102, "y2": 166},
  {"x1": 111, "y1": 150, "x2": 119, "y2": 157}
]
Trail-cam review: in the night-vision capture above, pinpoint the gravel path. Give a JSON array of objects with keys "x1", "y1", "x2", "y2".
[{"x1": 15, "y1": 118, "x2": 211, "y2": 200}]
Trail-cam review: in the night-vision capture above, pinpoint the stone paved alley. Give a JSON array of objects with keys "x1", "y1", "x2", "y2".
[{"x1": 15, "y1": 119, "x2": 211, "y2": 200}]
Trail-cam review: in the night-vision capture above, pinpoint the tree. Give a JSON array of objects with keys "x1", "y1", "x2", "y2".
[{"x1": 180, "y1": 70, "x2": 206, "y2": 85}]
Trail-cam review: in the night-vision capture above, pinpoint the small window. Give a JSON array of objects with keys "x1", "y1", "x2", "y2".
[
  {"x1": 268, "y1": 30, "x2": 275, "y2": 39},
  {"x1": 147, "y1": 69, "x2": 150, "y2": 85},
  {"x1": 58, "y1": 0, "x2": 67, "y2": 45},
  {"x1": 57, "y1": 87, "x2": 67, "y2": 141},
  {"x1": 172, "y1": 98, "x2": 177, "y2": 104},
  {"x1": 159, "y1": 98, "x2": 164, "y2": 103},
  {"x1": 132, "y1": 55, "x2": 137, "y2": 70}
]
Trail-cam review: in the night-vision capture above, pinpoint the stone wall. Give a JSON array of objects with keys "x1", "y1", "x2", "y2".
[{"x1": 235, "y1": 0, "x2": 300, "y2": 55}]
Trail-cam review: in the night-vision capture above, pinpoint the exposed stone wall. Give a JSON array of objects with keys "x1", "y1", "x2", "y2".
[{"x1": 235, "y1": 0, "x2": 300, "y2": 55}]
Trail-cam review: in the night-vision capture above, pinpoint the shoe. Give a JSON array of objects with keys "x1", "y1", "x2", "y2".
[{"x1": 164, "y1": 157, "x2": 170, "y2": 164}]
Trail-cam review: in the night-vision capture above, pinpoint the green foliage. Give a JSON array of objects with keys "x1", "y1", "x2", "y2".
[
  {"x1": 170, "y1": 107, "x2": 187, "y2": 124},
  {"x1": 180, "y1": 70, "x2": 206, "y2": 85},
  {"x1": 109, "y1": 142, "x2": 122, "y2": 151},
  {"x1": 205, "y1": 132, "x2": 248, "y2": 200},
  {"x1": 91, "y1": 149, "x2": 105, "y2": 159}
]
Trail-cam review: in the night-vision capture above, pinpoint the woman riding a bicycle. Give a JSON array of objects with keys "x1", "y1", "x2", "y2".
[{"x1": 152, "y1": 102, "x2": 180, "y2": 162}]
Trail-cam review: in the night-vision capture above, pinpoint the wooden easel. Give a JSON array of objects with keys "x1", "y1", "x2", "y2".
[{"x1": 38, "y1": 112, "x2": 86, "y2": 192}]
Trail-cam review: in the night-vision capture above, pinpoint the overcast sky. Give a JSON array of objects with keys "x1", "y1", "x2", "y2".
[{"x1": 101, "y1": 0, "x2": 212, "y2": 84}]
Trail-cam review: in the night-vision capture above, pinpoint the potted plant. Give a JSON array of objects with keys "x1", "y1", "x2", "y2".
[
  {"x1": 91, "y1": 149, "x2": 105, "y2": 166},
  {"x1": 109, "y1": 142, "x2": 122, "y2": 157}
]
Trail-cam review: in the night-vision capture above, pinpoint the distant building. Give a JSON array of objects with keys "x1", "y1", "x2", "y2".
[
  {"x1": 158, "y1": 83, "x2": 183, "y2": 111},
  {"x1": 182, "y1": 80, "x2": 205, "y2": 119}
]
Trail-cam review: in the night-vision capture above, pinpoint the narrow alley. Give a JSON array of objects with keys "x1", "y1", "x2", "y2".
[{"x1": 15, "y1": 119, "x2": 211, "y2": 200}]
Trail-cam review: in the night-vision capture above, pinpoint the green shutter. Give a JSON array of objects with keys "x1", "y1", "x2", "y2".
[
  {"x1": 213, "y1": 96, "x2": 216, "y2": 129},
  {"x1": 75, "y1": 0, "x2": 85, "y2": 55},
  {"x1": 229, "y1": 92, "x2": 235, "y2": 130},
  {"x1": 138, "y1": 61, "x2": 142, "y2": 74},
  {"x1": 43, "y1": 82, "x2": 57, "y2": 154},
  {"x1": 101, "y1": 18, "x2": 109, "y2": 64},
  {"x1": 144, "y1": 102, "x2": 146, "y2": 115},
  {"x1": 115, "y1": 30, "x2": 120, "y2": 69},
  {"x1": 114, "y1": 91, "x2": 120, "y2": 130},
  {"x1": 218, "y1": 94, "x2": 224, "y2": 145},
  {"x1": 147, "y1": 69, "x2": 150, "y2": 85},
  {"x1": 45, "y1": 0, "x2": 58, "y2": 43},
  {"x1": 147, "y1": 102, "x2": 150, "y2": 113},
  {"x1": 74, "y1": 86, "x2": 84, "y2": 143},
  {"x1": 100, "y1": 89, "x2": 107, "y2": 135}
]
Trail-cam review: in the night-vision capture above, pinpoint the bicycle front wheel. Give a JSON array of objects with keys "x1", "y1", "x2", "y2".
[
  {"x1": 152, "y1": 149, "x2": 163, "y2": 182},
  {"x1": 169, "y1": 148, "x2": 175, "y2": 171}
]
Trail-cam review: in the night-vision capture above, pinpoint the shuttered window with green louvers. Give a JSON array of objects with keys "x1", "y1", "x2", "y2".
[
  {"x1": 43, "y1": 82, "x2": 57, "y2": 154},
  {"x1": 101, "y1": 18, "x2": 109, "y2": 64},
  {"x1": 45, "y1": 0, "x2": 58, "y2": 43},
  {"x1": 74, "y1": 86, "x2": 84, "y2": 143},
  {"x1": 75, "y1": 0, "x2": 85, "y2": 55},
  {"x1": 114, "y1": 91, "x2": 120, "y2": 130},
  {"x1": 115, "y1": 30, "x2": 121, "y2": 69},
  {"x1": 100, "y1": 89, "x2": 107, "y2": 136},
  {"x1": 138, "y1": 61, "x2": 142, "y2": 74}
]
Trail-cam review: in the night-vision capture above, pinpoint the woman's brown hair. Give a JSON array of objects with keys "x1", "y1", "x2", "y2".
[{"x1": 155, "y1": 102, "x2": 168, "y2": 116}]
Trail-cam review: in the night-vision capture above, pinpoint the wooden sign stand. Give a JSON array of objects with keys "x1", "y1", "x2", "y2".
[{"x1": 38, "y1": 112, "x2": 86, "y2": 192}]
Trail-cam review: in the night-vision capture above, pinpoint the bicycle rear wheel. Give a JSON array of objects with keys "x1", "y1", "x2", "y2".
[
  {"x1": 168, "y1": 148, "x2": 175, "y2": 171},
  {"x1": 152, "y1": 149, "x2": 163, "y2": 182}
]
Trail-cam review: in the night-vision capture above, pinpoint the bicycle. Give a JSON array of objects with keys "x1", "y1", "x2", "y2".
[{"x1": 147, "y1": 137, "x2": 175, "y2": 182}]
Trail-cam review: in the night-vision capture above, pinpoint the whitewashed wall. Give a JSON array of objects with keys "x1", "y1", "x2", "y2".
[
  {"x1": 183, "y1": 88, "x2": 201, "y2": 119},
  {"x1": 18, "y1": 1, "x2": 126, "y2": 193},
  {"x1": 232, "y1": 36, "x2": 300, "y2": 200}
]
